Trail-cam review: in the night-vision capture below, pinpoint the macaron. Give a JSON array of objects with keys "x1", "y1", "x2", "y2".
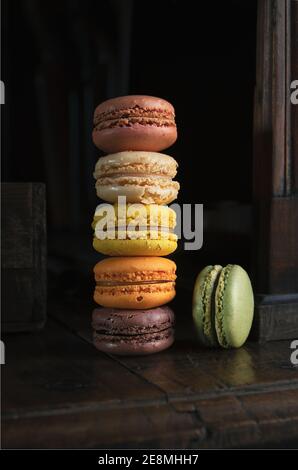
[
  {"x1": 92, "y1": 95, "x2": 177, "y2": 153},
  {"x1": 92, "y1": 203, "x2": 177, "y2": 256},
  {"x1": 94, "y1": 256, "x2": 176, "y2": 309},
  {"x1": 192, "y1": 264, "x2": 254, "y2": 348},
  {"x1": 92, "y1": 306, "x2": 175, "y2": 355},
  {"x1": 93, "y1": 151, "x2": 179, "y2": 204}
]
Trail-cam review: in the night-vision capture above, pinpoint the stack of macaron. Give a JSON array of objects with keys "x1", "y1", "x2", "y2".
[{"x1": 91, "y1": 95, "x2": 179, "y2": 355}]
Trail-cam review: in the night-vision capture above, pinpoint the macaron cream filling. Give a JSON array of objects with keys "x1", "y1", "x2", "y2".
[
  {"x1": 96, "y1": 175, "x2": 179, "y2": 187},
  {"x1": 95, "y1": 283, "x2": 175, "y2": 302},
  {"x1": 94, "y1": 106, "x2": 175, "y2": 123},
  {"x1": 98, "y1": 172, "x2": 175, "y2": 179},
  {"x1": 96, "y1": 182, "x2": 179, "y2": 205},
  {"x1": 215, "y1": 264, "x2": 234, "y2": 348},
  {"x1": 95, "y1": 268, "x2": 176, "y2": 283},
  {"x1": 94, "y1": 328, "x2": 174, "y2": 340},
  {"x1": 96, "y1": 279, "x2": 174, "y2": 287},
  {"x1": 94, "y1": 323, "x2": 174, "y2": 336},
  {"x1": 94, "y1": 117, "x2": 175, "y2": 131},
  {"x1": 94, "y1": 230, "x2": 177, "y2": 242},
  {"x1": 201, "y1": 266, "x2": 222, "y2": 345},
  {"x1": 200, "y1": 264, "x2": 233, "y2": 348},
  {"x1": 94, "y1": 106, "x2": 175, "y2": 130}
]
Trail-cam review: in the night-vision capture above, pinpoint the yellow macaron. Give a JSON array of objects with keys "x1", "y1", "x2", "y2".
[{"x1": 92, "y1": 203, "x2": 177, "y2": 256}]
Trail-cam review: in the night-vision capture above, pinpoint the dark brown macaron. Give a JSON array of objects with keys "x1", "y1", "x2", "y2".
[
  {"x1": 92, "y1": 95, "x2": 177, "y2": 153},
  {"x1": 92, "y1": 306, "x2": 175, "y2": 356}
]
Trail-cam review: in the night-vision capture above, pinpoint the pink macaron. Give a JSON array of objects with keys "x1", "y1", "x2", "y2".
[{"x1": 92, "y1": 95, "x2": 177, "y2": 153}]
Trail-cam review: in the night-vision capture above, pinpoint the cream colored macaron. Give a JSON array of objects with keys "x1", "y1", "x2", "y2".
[{"x1": 93, "y1": 151, "x2": 180, "y2": 204}]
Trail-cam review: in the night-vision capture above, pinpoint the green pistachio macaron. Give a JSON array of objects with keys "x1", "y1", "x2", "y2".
[
  {"x1": 192, "y1": 264, "x2": 254, "y2": 348},
  {"x1": 192, "y1": 265, "x2": 222, "y2": 347}
]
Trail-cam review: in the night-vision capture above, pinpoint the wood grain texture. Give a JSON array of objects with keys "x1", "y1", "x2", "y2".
[
  {"x1": 291, "y1": 0, "x2": 298, "y2": 193},
  {"x1": 254, "y1": 197, "x2": 298, "y2": 295},
  {"x1": 3, "y1": 403, "x2": 204, "y2": 449},
  {"x1": 253, "y1": 0, "x2": 298, "y2": 330},
  {"x1": 1, "y1": 183, "x2": 46, "y2": 332},
  {"x1": 194, "y1": 389, "x2": 298, "y2": 448},
  {"x1": 268, "y1": 197, "x2": 298, "y2": 291},
  {"x1": 50, "y1": 297, "x2": 298, "y2": 390},
  {"x1": 55, "y1": 300, "x2": 298, "y2": 395},
  {"x1": 3, "y1": 319, "x2": 164, "y2": 417},
  {"x1": 253, "y1": 0, "x2": 290, "y2": 198},
  {"x1": 253, "y1": 294, "x2": 298, "y2": 342},
  {"x1": 3, "y1": 302, "x2": 298, "y2": 449}
]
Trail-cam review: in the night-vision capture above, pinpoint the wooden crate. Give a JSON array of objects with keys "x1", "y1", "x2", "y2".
[{"x1": 1, "y1": 183, "x2": 46, "y2": 332}]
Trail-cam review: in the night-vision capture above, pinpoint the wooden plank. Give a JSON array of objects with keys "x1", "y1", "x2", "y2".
[
  {"x1": 237, "y1": 389, "x2": 298, "y2": 447},
  {"x1": 3, "y1": 403, "x2": 205, "y2": 449},
  {"x1": 269, "y1": 197, "x2": 298, "y2": 292},
  {"x1": 286, "y1": 0, "x2": 292, "y2": 195},
  {"x1": 4, "y1": 389, "x2": 298, "y2": 449},
  {"x1": 173, "y1": 396, "x2": 260, "y2": 449},
  {"x1": 272, "y1": 0, "x2": 288, "y2": 195},
  {"x1": 291, "y1": 0, "x2": 298, "y2": 193},
  {"x1": 50, "y1": 299, "x2": 298, "y2": 400},
  {"x1": 3, "y1": 307, "x2": 298, "y2": 449},
  {"x1": 5, "y1": 382, "x2": 298, "y2": 449},
  {"x1": 1, "y1": 183, "x2": 46, "y2": 332},
  {"x1": 173, "y1": 389, "x2": 298, "y2": 448},
  {"x1": 253, "y1": 0, "x2": 290, "y2": 198},
  {"x1": 2, "y1": 319, "x2": 165, "y2": 417},
  {"x1": 252, "y1": 1, "x2": 298, "y2": 309},
  {"x1": 253, "y1": 197, "x2": 298, "y2": 295},
  {"x1": 1, "y1": 184, "x2": 33, "y2": 268},
  {"x1": 116, "y1": 341, "x2": 298, "y2": 400},
  {"x1": 253, "y1": 293, "x2": 298, "y2": 342}
]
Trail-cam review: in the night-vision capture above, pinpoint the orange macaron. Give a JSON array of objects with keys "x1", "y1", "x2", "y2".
[{"x1": 93, "y1": 257, "x2": 176, "y2": 309}]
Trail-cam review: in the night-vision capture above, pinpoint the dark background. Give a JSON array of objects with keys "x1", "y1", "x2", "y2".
[{"x1": 1, "y1": 0, "x2": 257, "y2": 298}]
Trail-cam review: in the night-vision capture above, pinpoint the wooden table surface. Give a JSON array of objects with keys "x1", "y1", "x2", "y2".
[{"x1": 2, "y1": 294, "x2": 298, "y2": 449}]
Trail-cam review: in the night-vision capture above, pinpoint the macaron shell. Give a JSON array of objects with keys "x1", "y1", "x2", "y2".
[
  {"x1": 92, "y1": 306, "x2": 175, "y2": 335},
  {"x1": 93, "y1": 256, "x2": 177, "y2": 278},
  {"x1": 192, "y1": 265, "x2": 222, "y2": 347},
  {"x1": 93, "y1": 95, "x2": 175, "y2": 117},
  {"x1": 215, "y1": 265, "x2": 254, "y2": 348},
  {"x1": 94, "y1": 285, "x2": 176, "y2": 309},
  {"x1": 93, "y1": 151, "x2": 178, "y2": 179},
  {"x1": 93, "y1": 328, "x2": 174, "y2": 356},
  {"x1": 92, "y1": 125, "x2": 177, "y2": 153},
  {"x1": 95, "y1": 177, "x2": 179, "y2": 204},
  {"x1": 93, "y1": 238, "x2": 177, "y2": 256}
]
